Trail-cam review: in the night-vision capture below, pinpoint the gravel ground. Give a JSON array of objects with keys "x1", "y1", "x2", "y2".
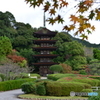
[{"x1": 0, "y1": 89, "x2": 27, "y2": 100}]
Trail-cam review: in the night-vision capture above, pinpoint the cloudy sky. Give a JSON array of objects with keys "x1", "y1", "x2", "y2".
[{"x1": 0, "y1": 0, "x2": 100, "y2": 44}]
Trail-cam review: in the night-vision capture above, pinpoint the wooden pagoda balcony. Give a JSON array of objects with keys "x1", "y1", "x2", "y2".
[
  {"x1": 33, "y1": 47, "x2": 57, "y2": 51},
  {"x1": 34, "y1": 40, "x2": 56, "y2": 44},
  {"x1": 33, "y1": 62, "x2": 58, "y2": 66},
  {"x1": 33, "y1": 54, "x2": 58, "y2": 58}
]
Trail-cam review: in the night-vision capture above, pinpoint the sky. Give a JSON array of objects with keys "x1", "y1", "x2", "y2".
[{"x1": 0, "y1": 0, "x2": 100, "y2": 44}]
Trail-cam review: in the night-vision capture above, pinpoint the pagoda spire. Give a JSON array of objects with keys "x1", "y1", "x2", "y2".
[{"x1": 43, "y1": 11, "x2": 46, "y2": 27}]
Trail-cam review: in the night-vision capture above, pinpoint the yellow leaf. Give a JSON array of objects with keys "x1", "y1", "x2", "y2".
[
  {"x1": 78, "y1": 27, "x2": 84, "y2": 33},
  {"x1": 96, "y1": 12, "x2": 100, "y2": 20},
  {"x1": 91, "y1": 26, "x2": 95, "y2": 31},
  {"x1": 83, "y1": 24, "x2": 87, "y2": 29},
  {"x1": 84, "y1": 0, "x2": 93, "y2": 5},
  {"x1": 59, "y1": 0, "x2": 68, "y2": 8},
  {"x1": 86, "y1": 23, "x2": 91, "y2": 28},
  {"x1": 70, "y1": 15, "x2": 79, "y2": 24},
  {"x1": 49, "y1": 9, "x2": 56, "y2": 15},
  {"x1": 69, "y1": 25, "x2": 75, "y2": 30}
]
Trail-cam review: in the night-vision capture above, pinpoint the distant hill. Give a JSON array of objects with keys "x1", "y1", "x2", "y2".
[{"x1": 62, "y1": 31, "x2": 100, "y2": 49}]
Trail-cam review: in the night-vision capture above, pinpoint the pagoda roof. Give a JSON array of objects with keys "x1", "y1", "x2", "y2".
[
  {"x1": 34, "y1": 40, "x2": 56, "y2": 44},
  {"x1": 33, "y1": 47, "x2": 57, "y2": 51},
  {"x1": 33, "y1": 54, "x2": 58, "y2": 58},
  {"x1": 33, "y1": 62, "x2": 58, "y2": 66},
  {"x1": 34, "y1": 28, "x2": 57, "y2": 37}
]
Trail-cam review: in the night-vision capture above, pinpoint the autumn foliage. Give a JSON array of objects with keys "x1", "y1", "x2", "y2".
[
  {"x1": 25, "y1": 0, "x2": 100, "y2": 39},
  {"x1": 7, "y1": 49, "x2": 26, "y2": 63},
  {"x1": 59, "y1": 63, "x2": 72, "y2": 73}
]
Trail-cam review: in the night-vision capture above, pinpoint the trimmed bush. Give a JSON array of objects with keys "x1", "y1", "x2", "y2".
[
  {"x1": 47, "y1": 73, "x2": 76, "y2": 81},
  {"x1": 73, "y1": 78, "x2": 100, "y2": 86},
  {"x1": 45, "y1": 81, "x2": 61, "y2": 96},
  {"x1": 89, "y1": 76, "x2": 100, "y2": 80},
  {"x1": 45, "y1": 81, "x2": 86, "y2": 96},
  {"x1": 35, "y1": 79, "x2": 53, "y2": 82},
  {"x1": 49, "y1": 64, "x2": 63, "y2": 73},
  {"x1": 36, "y1": 82, "x2": 46, "y2": 96},
  {"x1": 57, "y1": 77, "x2": 100, "y2": 86},
  {"x1": 30, "y1": 73, "x2": 41, "y2": 78},
  {"x1": 0, "y1": 78, "x2": 35, "y2": 91},
  {"x1": 21, "y1": 81, "x2": 46, "y2": 96},
  {"x1": 81, "y1": 89, "x2": 93, "y2": 92},
  {"x1": 21, "y1": 82, "x2": 36, "y2": 94}
]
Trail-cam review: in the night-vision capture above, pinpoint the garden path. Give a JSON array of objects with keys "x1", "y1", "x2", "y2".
[{"x1": 0, "y1": 89, "x2": 27, "y2": 100}]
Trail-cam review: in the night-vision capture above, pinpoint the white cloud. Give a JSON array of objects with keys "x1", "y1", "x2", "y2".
[{"x1": 0, "y1": 0, "x2": 100, "y2": 44}]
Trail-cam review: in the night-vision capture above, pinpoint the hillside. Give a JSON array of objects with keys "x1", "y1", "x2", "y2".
[{"x1": 62, "y1": 32, "x2": 100, "y2": 49}]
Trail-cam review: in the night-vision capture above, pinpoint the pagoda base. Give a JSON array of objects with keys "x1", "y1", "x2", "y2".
[{"x1": 39, "y1": 66, "x2": 53, "y2": 76}]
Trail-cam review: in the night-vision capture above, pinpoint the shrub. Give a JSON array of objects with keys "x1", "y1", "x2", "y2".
[
  {"x1": 0, "y1": 60, "x2": 28, "y2": 81},
  {"x1": 79, "y1": 70, "x2": 87, "y2": 75},
  {"x1": 49, "y1": 64, "x2": 63, "y2": 73},
  {"x1": 21, "y1": 81, "x2": 46, "y2": 96},
  {"x1": 30, "y1": 73, "x2": 41, "y2": 78},
  {"x1": 89, "y1": 76, "x2": 100, "y2": 80},
  {"x1": 36, "y1": 82, "x2": 46, "y2": 96},
  {"x1": 45, "y1": 81, "x2": 85, "y2": 96},
  {"x1": 45, "y1": 81, "x2": 62, "y2": 96},
  {"x1": 88, "y1": 96, "x2": 100, "y2": 100},
  {"x1": 59, "y1": 63, "x2": 72, "y2": 73},
  {"x1": 87, "y1": 63, "x2": 100, "y2": 75},
  {"x1": 57, "y1": 77, "x2": 100, "y2": 86},
  {"x1": 73, "y1": 78, "x2": 100, "y2": 86},
  {"x1": 35, "y1": 79, "x2": 53, "y2": 82},
  {"x1": 0, "y1": 78, "x2": 35, "y2": 91},
  {"x1": 0, "y1": 73, "x2": 6, "y2": 81},
  {"x1": 21, "y1": 82, "x2": 36, "y2": 94},
  {"x1": 81, "y1": 89, "x2": 93, "y2": 92},
  {"x1": 47, "y1": 73, "x2": 76, "y2": 81}
]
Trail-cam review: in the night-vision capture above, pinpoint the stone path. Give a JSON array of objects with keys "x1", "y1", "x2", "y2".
[{"x1": 0, "y1": 89, "x2": 27, "y2": 100}]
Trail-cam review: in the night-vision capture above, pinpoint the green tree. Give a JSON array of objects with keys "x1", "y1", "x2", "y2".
[
  {"x1": 53, "y1": 32, "x2": 72, "y2": 43},
  {"x1": 0, "y1": 36, "x2": 12, "y2": 56},
  {"x1": 0, "y1": 11, "x2": 17, "y2": 42},
  {"x1": 93, "y1": 48, "x2": 100, "y2": 60},
  {"x1": 65, "y1": 55, "x2": 87, "y2": 70},
  {"x1": 66, "y1": 41, "x2": 84, "y2": 56},
  {"x1": 19, "y1": 49, "x2": 36, "y2": 66},
  {"x1": 12, "y1": 22, "x2": 35, "y2": 50},
  {"x1": 52, "y1": 32, "x2": 72, "y2": 63},
  {"x1": 64, "y1": 41, "x2": 87, "y2": 70}
]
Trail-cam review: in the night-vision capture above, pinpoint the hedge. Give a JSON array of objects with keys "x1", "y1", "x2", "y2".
[
  {"x1": 81, "y1": 89, "x2": 93, "y2": 92},
  {"x1": 57, "y1": 77, "x2": 100, "y2": 86},
  {"x1": 47, "y1": 73, "x2": 76, "y2": 81},
  {"x1": 45, "y1": 81, "x2": 91, "y2": 96},
  {"x1": 89, "y1": 76, "x2": 100, "y2": 80},
  {"x1": 72, "y1": 78, "x2": 100, "y2": 86},
  {"x1": 0, "y1": 78, "x2": 35, "y2": 91}
]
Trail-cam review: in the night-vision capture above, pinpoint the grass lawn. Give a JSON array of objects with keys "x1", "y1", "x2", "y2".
[{"x1": 18, "y1": 94, "x2": 88, "y2": 100}]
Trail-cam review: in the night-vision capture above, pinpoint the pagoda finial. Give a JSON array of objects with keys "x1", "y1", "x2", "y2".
[{"x1": 43, "y1": 11, "x2": 46, "y2": 27}]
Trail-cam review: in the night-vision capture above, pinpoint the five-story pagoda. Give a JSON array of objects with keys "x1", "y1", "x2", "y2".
[{"x1": 33, "y1": 28, "x2": 58, "y2": 76}]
